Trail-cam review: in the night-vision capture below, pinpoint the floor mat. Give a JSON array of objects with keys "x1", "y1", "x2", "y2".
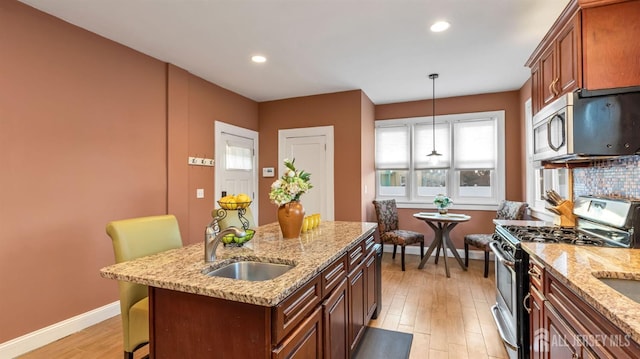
[{"x1": 352, "y1": 326, "x2": 413, "y2": 359}]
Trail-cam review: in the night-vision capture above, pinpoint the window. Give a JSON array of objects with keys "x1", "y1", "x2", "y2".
[
  {"x1": 375, "y1": 111, "x2": 505, "y2": 208},
  {"x1": 225, "y1": 142, "x2": 253, "y2": 170},
  {"x1": 524, "y1": 98, "x2": 569, "y2": 219}
]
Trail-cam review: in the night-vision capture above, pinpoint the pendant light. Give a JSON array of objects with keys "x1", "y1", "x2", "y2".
[{"x1": 427, "y1": 73, "x2": 442, "y2": 160}]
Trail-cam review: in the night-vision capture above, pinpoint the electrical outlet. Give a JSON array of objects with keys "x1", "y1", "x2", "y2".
[{"x1": 196, "y1": 189, "x2": 205, "y2": 198}]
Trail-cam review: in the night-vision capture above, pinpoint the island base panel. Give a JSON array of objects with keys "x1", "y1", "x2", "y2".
[{"x1": 149, "y1": 287, "x2": 272, "y2": 359}]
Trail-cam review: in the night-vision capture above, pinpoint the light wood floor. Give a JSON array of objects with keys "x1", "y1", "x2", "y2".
[{"x1": 20, "y1": 253, "x2": 506, "y2": 359}]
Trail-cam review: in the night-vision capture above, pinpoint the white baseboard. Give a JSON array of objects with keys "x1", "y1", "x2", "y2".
[
  {"x1": 0, "y1": 301, "x2": 120, "y2": 359},
  {"x1": 381, "y1": 243, "x2": 494, "y2": 261}
]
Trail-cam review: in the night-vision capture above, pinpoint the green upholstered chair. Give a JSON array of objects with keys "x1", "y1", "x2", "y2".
[
  {"x1": 373, "y1": 199, "x2": 425, "y2": 271},
  {"x1": 106, "y1": 215, "x2": 183, "y2": 359},
  {"x1": 464, "y1": 201, "x2": 528, "y2": 277}
]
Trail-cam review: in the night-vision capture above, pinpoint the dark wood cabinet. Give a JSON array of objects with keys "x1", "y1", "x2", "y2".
[
  {"x1": 364, "y1": 251, "x2": 377, "y2": 320},
  {"x1": 323, "y1": 278, "x2": 349, "y2": 359},
  {"x1": 530, "y1": 287, "x2": 545, "y2": 359},
  {"x1": 581, "y1": 0, "x2": 640, "y2": 90},
  {"x1": 528, "y1": 4, "x2": 581, "y2": 112},
  {"x1": 273, "y1": 306, "x2": 323, "y2": 359},
  {"x1": 526, "y1": 264, "x2": 640, "y2": 359},
  {"x1": 527, "y1": 0, "x2": 640, "y2": 116},
  {"x1": 348, "y1": 261, "x2": 366, "y2": 353},
  {"x1": 528, "y1": 257, "x2": 546, "y2": 359},
  {"x1": 544, "y1": 302, "x2": 582, "y2": 359}
]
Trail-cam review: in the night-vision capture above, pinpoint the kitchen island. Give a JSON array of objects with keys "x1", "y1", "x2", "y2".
[{"x1": 101, "y1": 221, "x2": 378, "y2": 359}]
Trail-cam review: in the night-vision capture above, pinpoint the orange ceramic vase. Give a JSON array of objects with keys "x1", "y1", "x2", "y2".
[{"x1": 277, "y1": 201, "x2": 305, "y2": 239}]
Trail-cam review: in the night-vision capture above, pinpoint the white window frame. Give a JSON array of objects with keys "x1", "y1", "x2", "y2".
[
  {"x1": 375, "y1": 110, "x2": 505, "y2": 210},
  {"x1": 524, "y1": 98, "x2": 568, "y2": 221}
]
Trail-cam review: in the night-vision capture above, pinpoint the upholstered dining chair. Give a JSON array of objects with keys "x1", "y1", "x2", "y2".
[
  {"x1": 373, "y1": 199, "x2": 425, "y2": 271},
  {"x1": 106, "y1": 215, "x2": 183, "y2": 359},
  {"x1": 464, "y1": 200, "x2": 528, "y2": 277}
]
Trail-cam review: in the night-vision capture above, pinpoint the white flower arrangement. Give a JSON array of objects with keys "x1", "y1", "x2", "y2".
[
  {"x1": 269, "y1": 159, "x2": 313, "y2": 206},
  {"x1": 434, "y1": 194, "x2": 453, "y2": 209}
]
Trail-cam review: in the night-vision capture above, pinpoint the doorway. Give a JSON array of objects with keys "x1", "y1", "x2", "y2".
[
  {"x1": 215, "y1": 121, "x2": 259, "y2": 221},
  {"x1": 278, "y1": 126, "x2": 334, "y2": 220}
]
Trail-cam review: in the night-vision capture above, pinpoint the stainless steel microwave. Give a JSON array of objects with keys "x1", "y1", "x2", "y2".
[
  {"x1": 532, "y1": 89, "x2": 640, "y2": 163},
  {"x1": 532, "y1": 94, "x2": 573, "y2": 162}
]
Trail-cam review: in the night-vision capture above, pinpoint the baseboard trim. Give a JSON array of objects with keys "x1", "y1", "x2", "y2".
[
  {"x1": 0, "y1": 301, "x2": 120, "y2": 359},
  {"x1": 381, "y1": 243, "x2": 494, "y2": 261}
]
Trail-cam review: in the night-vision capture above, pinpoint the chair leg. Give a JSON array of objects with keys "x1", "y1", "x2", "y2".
[
  {"x1": 392, "y1": 244, "x2": 397, "y2": 259},
  {"x1": 464, "y1": 242, "x2": 469, "y2": 267},
  {"x1": 484, "y1": 251, "x2": 490, "y2": 278},
  {"x1": 420, "y1": 241, "x2": 424, "y2": 259},
  {"x1": 125, "y1": 352, "x2": 134, "y2": 359},
  {"x1": 401, "y1": 246, "x2": 406, "y2": 271}
]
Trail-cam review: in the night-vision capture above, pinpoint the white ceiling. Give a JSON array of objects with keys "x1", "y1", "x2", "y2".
[{"x1": 18, "y1": 0, "x2": 570, "y2": 104}]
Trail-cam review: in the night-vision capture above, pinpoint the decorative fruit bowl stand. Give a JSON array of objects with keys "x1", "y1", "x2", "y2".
[{"x1": 214, "y1": 200, "x2": 254, "y2": 246}]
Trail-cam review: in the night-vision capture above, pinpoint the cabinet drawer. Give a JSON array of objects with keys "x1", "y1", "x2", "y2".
[
  {"x1": 272, "y1": 306, "x2": 323, "y2": 359},
  {"x1": 528, "y1": 257, "x2": 544, "y2": 292},
  {"x1": 321, "y1": 253, "x2": 347, "y2": 298},
  {"x1": 347, "y1": 240, "x2": 365, "y2": 272},
  {"x1": 364, "y1": 235, "x2": 376, "y2": 255},
  {"x1": 273, "y1": 274, "x2": 322, "y2": 344}
]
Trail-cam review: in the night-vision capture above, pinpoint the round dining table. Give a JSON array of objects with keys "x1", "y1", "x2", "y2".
[{"x1": 413, "y1": 212, "x2": 471, "y2": 278}]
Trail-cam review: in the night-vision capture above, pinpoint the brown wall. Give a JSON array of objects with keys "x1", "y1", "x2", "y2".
[
  {"x1": 258, "y1": 90, "x2": 366, "y2": 224},
  {"x1": 360, "y1": 92, "x2": 377, "y2": 222},
  {"x1": 0, "y1": 1, "x2": 258, "y2": 342},
  {"x1": 375, "y1": 91, "x2": 525, "y2": 247},
  {"x1": 167, "y1": 66, "x2": 258, "y2": 244}
]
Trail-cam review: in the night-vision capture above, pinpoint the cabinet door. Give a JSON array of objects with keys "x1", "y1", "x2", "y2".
[
  {"x1": 348, "y1": 262, "x2": 366, "y2": 353},
  {"x1": 582, "y1": 1, "x2": 640, "y2": 90},
  {"x1": 272, "y1": 306, "x2": 323, "y2": 359},
  {"x1": 556, "y1": 15, "x2": 581, "y2": 96},
  {"x1": 531, "y1": 64, "x2": 542, "y2": 115},
  {"x1": 529, "y1": 286, "x2": 545, "y2": 359},
  {"x1": 544, "y1": 302, "x2": 581, "y2": 359},
  {"x1": 323, "y1": 278, "x2": 349, "y2": 359},
  {"x1": 540, "y1": 46, "x2": 557, "y2": 107},
  {"x1": 364, "y1": 251, "x2": 377, "y2": 321}
]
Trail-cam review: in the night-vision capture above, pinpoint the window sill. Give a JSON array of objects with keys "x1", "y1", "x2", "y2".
[
  {"x1": 394, "y1": 201, "x2": 500, "y2": 211},
  {"x1": 529, "y1": 206, "x2": 557, "y2": 223}
]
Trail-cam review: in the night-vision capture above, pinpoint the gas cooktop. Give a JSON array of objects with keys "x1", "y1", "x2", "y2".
[{"x1": 502, "y1": 225, "x2": 606, "y2": 246}]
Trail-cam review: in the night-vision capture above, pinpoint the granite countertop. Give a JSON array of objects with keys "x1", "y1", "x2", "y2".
[
  {"x1": 522, "y1": 242, "x2": 640, "y2": 344},
  {"x1": 100, "y1": 221, "x2": 377, "y2": 307}
]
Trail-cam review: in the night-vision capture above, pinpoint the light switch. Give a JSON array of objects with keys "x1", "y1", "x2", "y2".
[{"x1": 196, "y1": 189, "x2": 205, "y2": 198}]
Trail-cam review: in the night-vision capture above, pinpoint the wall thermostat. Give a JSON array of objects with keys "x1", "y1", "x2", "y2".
[{"x1": 262, "y1": 167, "x2": 275, "y2": 177}]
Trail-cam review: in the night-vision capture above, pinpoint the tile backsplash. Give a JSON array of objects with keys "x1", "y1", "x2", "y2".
[{"x1": 573, "y1": 155, "x2": 640, "y2": 200}]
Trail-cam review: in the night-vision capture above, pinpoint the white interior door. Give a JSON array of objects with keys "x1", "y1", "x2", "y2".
[
  {"x1": 279, "y1": 126, "x2": 334, "y2": 220},
  {"x1": 215, "y1": 121, "x2": 258, "y2": 220}
]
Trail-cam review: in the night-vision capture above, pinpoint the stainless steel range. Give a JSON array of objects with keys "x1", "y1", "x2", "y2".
[{"x1": 490, "y1": 196, "x2": 640, "y2": 359}]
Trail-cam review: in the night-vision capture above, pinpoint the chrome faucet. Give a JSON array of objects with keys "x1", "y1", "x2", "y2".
[{"x1": 204, "y1": 226, "x2": 246, "y2": 262}]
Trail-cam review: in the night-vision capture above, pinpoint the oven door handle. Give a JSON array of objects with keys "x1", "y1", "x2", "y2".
[
  {"x1": 489, "y1": 241, "x2": 515, "y2": 269},
  {"x1": 491, "y1": 304, "x2": 519, "y2": 351}
]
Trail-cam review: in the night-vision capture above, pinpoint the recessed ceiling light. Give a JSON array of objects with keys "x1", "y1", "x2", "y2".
[
  {"x1": 251, "y1": 55, "x2": 267, "y2": 63},
  {"x1": 430, "y1": 21, "x2": 450, "y2": 33}
]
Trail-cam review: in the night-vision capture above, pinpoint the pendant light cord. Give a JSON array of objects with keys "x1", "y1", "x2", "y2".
[{"x1": 428, "y1": 73, "x2": 441, "y2": 157}]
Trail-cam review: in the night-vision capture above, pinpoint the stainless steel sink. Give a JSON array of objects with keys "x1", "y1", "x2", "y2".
[
  {"x1": 204, "y1": 261, "x2": 295, "y2": 281},
  {"x1": 597, "y1": 277, "x2": 640, "y2": 304}
]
